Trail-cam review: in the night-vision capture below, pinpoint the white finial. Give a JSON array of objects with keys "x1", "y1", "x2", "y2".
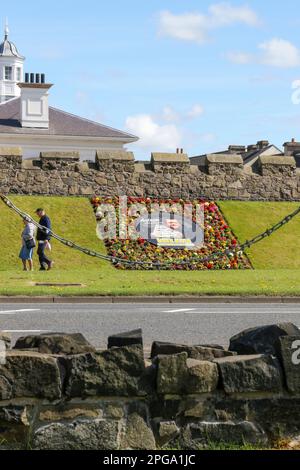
[{"x1": 4, "y1": 18, "x2": 9, "y2": 40}]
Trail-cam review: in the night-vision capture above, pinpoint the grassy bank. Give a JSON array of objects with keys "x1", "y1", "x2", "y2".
[{"x1": 0, "y1": 196, "x2": 299, "y2": 297}]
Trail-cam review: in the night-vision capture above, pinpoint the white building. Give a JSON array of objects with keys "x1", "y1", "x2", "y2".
[{"x1": 0, "y1": 23, "x2": 138, "y2": 159}]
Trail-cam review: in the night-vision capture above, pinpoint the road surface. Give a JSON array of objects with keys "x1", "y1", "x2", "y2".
[{"x1": 1, "y1": 302, "x2": 300, "y2": 352}]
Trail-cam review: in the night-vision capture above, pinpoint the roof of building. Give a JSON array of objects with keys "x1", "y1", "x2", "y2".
[
  {"x1": 243, "y1": 144, "x2": 283, "y2": 165},
  {"x1": 0, "y1": 97, "x2": 138, "y2": 141},
  {"x1": 191, "y1": 142, "x2": 284, "y2": 167},
  {"x1": 0, "y1": 26, "x2": 24, "y2": 59}
]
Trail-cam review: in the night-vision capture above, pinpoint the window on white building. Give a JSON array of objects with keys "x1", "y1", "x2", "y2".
[
  {"x1": 4, "y1": 66, "x2": 12, "y2": 80},
  {"x1": 16, "y1": 67, "x2": 22, "y2": 81}
]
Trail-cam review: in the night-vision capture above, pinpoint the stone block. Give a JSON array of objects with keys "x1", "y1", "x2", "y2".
[
  {"x1": 33, "y1": 419, "x2": 119, "y2": 450},
  {"x1": 214, "y1": 354, "x2": 283, "y2": 394},
  {"x1": 0, "y1": 405, "x2": 34, "y2": 449},
  {"x1": 186, "y1": 359, "x2": 219, "y2": 393},
  {"x1": 151, "y1": 153, "x2": 189, "y2": 164},
  {"x1": 63, "y1": 344, "x2": 146, "y2": 397},
  {"x1": 156, "y1": 353, "x2": 188, "y2": 395},
  {"x1": 0, "y1": 331, "x2": 11, "y2": 349},
  {"x1": 120, "y1": 413, "x2": 156, "y2": 450},
  {"x1": 182, "y1": 421, "x2": 268, "y2": 448},
  {"x1": 151, "y1": 341, "x2": 235, "y2": 361},
  {"x1": 14, "y1": 332, "x2": 95, "y2": 355},
  {"x1": 0, "y1": 351, "x2": 62, "y2": 400},
  {"x1": 108, "y1": 329, "x2": 143, "y2": 349},
  {"x1": 0, "y1": 147, "x2": 22, "y2": 157},
  {"x1": 229, "y1": 323, "x2": 300, "y2": 357},
  {"x1": 156, "y1": 420, "x2": 180, "y2": 446}
]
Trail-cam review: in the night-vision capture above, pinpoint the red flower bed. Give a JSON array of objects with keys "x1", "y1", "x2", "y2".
[{"x1": 90, "y1": 197, "x2": 251, "y2": 271}]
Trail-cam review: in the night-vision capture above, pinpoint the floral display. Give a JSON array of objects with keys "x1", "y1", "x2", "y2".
[{"x1": 90, "y1": 196, "x2": 251, "y2": 271}]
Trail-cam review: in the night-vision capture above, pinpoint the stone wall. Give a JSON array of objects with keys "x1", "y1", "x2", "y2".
[
  {"x1": 0, "y1": 148, "x2": 299, "y2": 201},
  {"x1": 0, "y1": 324, "x2": 300, "y2": 450}
]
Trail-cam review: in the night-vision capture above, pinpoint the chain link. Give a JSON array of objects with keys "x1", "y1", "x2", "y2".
[{"x1": 1, "y1": 193, "x2": 299, "y2": 269}]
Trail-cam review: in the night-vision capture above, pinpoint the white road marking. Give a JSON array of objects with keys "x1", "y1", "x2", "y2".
[
  {"x1": 0, "y1": 309, "x2": 41, "y2": 315},
  {"x1": 162, "y1": 308, "x2": 197, "y2": 313}
]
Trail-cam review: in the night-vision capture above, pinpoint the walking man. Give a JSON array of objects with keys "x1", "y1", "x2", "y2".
[{"x1": 35, "y1": 208, "x2": 54, "y2": 271}]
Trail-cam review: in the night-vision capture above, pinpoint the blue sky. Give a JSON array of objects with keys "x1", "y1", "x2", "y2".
[{"x1": 3, "y1": 0, "x2": 300, "y2": 158}]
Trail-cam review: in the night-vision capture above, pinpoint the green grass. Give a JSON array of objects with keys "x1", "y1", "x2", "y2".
[
  {"x1": 218, "y1": 201, "x2": 300, "y2": 270},
  {"x1": 0, "y1": 196, "x2": 299, "y2": 297}
]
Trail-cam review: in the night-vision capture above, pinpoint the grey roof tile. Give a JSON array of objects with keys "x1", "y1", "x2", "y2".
[{"x1": 0, "y1": 98, "x2": 138, "y2": 141}]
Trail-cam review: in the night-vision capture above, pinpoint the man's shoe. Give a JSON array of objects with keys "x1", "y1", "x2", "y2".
[
  {"x1": 39, "y1": 267, "x2": 46, "y2": 271},
  {"x1": 47, "y1": 261, "x2": 54, "y2": 271}
]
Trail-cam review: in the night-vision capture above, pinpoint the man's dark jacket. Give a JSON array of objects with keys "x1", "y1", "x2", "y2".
[{"x1": 37, "y1": 215, "x2": 52, "y2": 241}]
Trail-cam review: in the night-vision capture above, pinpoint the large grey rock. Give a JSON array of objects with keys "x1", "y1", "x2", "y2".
[
  {"x1": 108, "y1": 329, "x2": 143, "y2": 349},
  {"x1": 156, "y1": 353, "x2": 188, "y2": 395},
  {"x1": 120, "y1": 413, "x2": 156, "y2": 450},
  {"x1": 14, "y1": 332, "x2": 95, "y2": 355},
  {"x1": 214, "y1": 354, "x2": 283, "y2": 394},
  {"x1": 186, "y1": 359, "x2": 219, "y2": 393},
  {"x1": 230, "y1": 323, "x2": 300, "y2": 357},
  {"x1": 151, "y1": 342, "x2": 235, "y2": 361},
  {"x1": 33, "y1": 420, "x2": 119, "y2": 450},
  {"x1": 182, "y1": 421, "x2": 268, "y2": 448},
  {"x1": 0, "y1": 351, "x2": 62, "y2": 400},
  {"x1": 279, "y1": 336, "x2": 300, "y2": 393},
  {"x1": 63, "y1": 344, "x2": 146, "y2": 397}
]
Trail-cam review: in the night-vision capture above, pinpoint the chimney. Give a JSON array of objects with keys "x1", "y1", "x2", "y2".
[
  {"x1": 247, "y1": 144, "x2": 259, "y2": 153},
  {"x1": 228, "y1": 145, "x2": 246, "y2": 154},
  {"x1": 257, "y1": 140, "x2": 269, "y2": 150},
  {"x1": 284, "y1": 138, "x2": 300, "y2": 156},
  {"x1": 18, "y1": 73, "x2": 53, "y2": 128}
]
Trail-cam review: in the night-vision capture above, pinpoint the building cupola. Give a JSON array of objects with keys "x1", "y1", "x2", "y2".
[{"x1": 0, "y1": 19, "x2": 25, "y2": 103}]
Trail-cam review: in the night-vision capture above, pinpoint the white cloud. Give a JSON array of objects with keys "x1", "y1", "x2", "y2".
[
  {"x1": 125, "y1": 114, "x2": 181, "y2": 151},
  {"x1": 158, "y1": 3, "x2": 260, "y2": 44},
  {"x1": 160, "y1": 104, "x2": 204, "y2": 123},
  {"x1": 161, "y1": 106, "x2": 180, "y2": 123},
  {"x1": 259, "y1": 38, "x2": 300, "y2": 68},
  {"x1": 186, "y1": 104, "x2": 205, "y2": 119},
  {"x1": 208, "y1": 2, "x2": 259, "y2": 27},
  {"x1": 227, "y1": 38, "x2": 300, "y2": 68}
]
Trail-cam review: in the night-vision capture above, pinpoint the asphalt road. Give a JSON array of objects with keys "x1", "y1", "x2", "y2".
[{"x1": 1, "y1": 303, "x2": 300, "y2": 352}]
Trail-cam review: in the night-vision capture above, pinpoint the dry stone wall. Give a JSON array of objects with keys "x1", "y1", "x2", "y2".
[
  {"x1": 0, "y1": 324, "x2": 300, "y2": 450},
  {"x1": 0, "y1": 148, "x2": 299, "y2": 201}
]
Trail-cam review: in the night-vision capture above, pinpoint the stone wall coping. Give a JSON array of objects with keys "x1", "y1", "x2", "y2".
[
  {"x1": 0, "y1": 147, "x2": 22, "y2": 157},
  {"x1": 259, "y1": 155, "x2": 296, "y2": 166},
  {"x1": 206, "y1": 154, "x2": 243, "y2": 164},
  {"x1": 96, "y1": 150, "x2": 134, "y2": 162},
  {"x1": 151, "y1": 153, "x2": 189, "y2": 164},
  {"x1": 40, "y1": 152, "x2": 80, "y2": 160}
]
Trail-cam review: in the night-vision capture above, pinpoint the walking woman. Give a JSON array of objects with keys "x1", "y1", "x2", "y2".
[{"x1": 19, "y1": 219, "x2": 36, "y2": 271}]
